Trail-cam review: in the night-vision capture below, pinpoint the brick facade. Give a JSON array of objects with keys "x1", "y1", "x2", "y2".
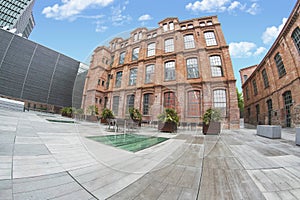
[
  {"x1": 82, "y1": 16, "x2": 239, "y2": 129},
  {"x1": 241, "y1": 0, "x2": 300, "y2": 127}
]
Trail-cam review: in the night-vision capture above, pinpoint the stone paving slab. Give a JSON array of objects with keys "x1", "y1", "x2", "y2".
[{"x1": 2, "y1": 109, "x2": 300, "y2": 199}]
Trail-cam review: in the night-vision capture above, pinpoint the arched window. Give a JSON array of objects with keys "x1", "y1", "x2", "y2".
[
  {"x1": 204, "y1": 31, "x2": 217, "y2": 46},
  {"x1": 292, "y1": 27, "x2": 300, "y2": 53},
  {"x1": 187, "y1": 91, "x2": 201, "y2": 116},
  {"x1": 143, "y1": 93, "x2": 154, "y2": 115},
  {"x1": 164, "y1": 92, "x2": 175, "y2": 109},
  {"x1": 145, "y1": 64, "x2": 154, "y2": 83},
  {"x1": 274, "y1": 53, "x2": 286, "y2": 77},
  {"x1": 184, "y1": 34, "x2": 195, "y2": 49},
  {"x1": 209, "y1": 55, "x2": 223, "y2": 77},
  {"x1": 164, "y1": 61, "x2": 175, "y2": 81},
  {"x1": 186, "y1": 58, "x2": 199, "y2": 78},
  {"x1": 147, "y1": 43, "x2": 156, "y2": 57},
  {"x1": 213, "y1": 89, "x2": 226, "y2": 115}
]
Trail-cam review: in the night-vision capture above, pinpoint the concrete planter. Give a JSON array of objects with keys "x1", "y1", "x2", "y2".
[
  {"x1": 203, "y1": 122, "x2": 221, "y2": 135},
  {"x1": 257, "y1": 125, "x2": 281, "y2": 139},
  {"x1": 296, "y1": 128, "x2": 300, "y2": 146}
]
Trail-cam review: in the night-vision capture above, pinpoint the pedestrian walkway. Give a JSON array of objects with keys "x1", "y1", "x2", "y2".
[{"x1": 0, "y1": 108, "x2": 300, "y2": 199}]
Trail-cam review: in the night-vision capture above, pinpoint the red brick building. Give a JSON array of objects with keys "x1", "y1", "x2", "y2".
[
  {"x1": 240, "y1": 0, "x2": 300, "y2": 127},
  {"x1": 82, "y1": 16, "x2": 239, "y2": 129}
]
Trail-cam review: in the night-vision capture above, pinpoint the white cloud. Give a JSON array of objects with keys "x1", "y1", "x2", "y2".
[
  {"x1": 262, "y1": 18, "x2": 288, "y2": 45},
  {"x1": 185, "y1": 0, "x2": 230, "y2": 12},
  {"x1": 229, "y1": 42, "x2": 266, "y2": 58},
  {"x1": 246, "y1": 3, "x2": 260, "y2": 15},
  {"x1": 138, "y1": 14, "x2": 152, "y2": 21},
  {"x1": 96, "y1": 25, "x2": 108, "y2": 32},
  {"x1": 42, "y1": 0, "x2": 113, "y2": 20},
  {"x1": 254, "y1": 47, "x2": 267, "y2": 56},
  {"x1": 185, "y1": 0, "x2": 259, "y2": 15},
  {"x1": 111, "y1": 3, "x2": 132, "y2": 26}
]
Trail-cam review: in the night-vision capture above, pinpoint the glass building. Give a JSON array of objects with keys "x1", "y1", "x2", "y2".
[{"x1": 0, "y1": 0, "x2": 35, "y2": 38}]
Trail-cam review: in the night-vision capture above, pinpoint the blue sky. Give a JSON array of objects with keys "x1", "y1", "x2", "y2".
[{"x1": 29, "y1": 0, "x2": 297, "y2": 90}]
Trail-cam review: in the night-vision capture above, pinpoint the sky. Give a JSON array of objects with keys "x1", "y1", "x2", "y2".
[{"x1": 29, "y1": 0, "x2": 298, "y2": 91}]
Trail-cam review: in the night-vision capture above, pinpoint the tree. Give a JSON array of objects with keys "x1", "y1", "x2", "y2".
[{"x1": 237, "y1": 88, "x2": 244, "y2": 118}]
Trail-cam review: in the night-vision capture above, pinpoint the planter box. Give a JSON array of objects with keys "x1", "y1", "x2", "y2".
[
  {"x1": 203, "y1": 122, "x2": 221, "y2": 135},
  {"x1": 86, "y1": 115, "x2": 98, "y2": 122},
  {"x1": 100, "y1": 118, "x2": 108, "y2": 124},
  {"x1": 158, "y1": 121, "x2": 177, "y2": 133},
  {"x1": 257, "y1": 125, "x2": 281, "y2": 139},
  {"x1": 296, "y1": 128, "x2": 300, "y2": 146}
]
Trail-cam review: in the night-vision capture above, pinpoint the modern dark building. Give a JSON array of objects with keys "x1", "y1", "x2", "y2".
[
  {"x1": 0, "y1": 28, "x2": 84, "y2": 112},
  {"x1": 0, "y1": 0, "x2": 35, "y2": 38},
  {"x1": 240, "y1": 0, "x2": 300, "y2": 127}
]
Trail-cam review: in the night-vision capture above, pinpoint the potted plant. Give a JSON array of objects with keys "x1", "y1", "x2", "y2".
[
  {"x1": 100, "y1": 108, "x2": 114, "y2": 124},
  {"x1": 129, "y1": 108, "x2": 142, "y2": 126},
  {"x1": 202, "y1": 108, "x2": 222, "y2": 135},
  {"x1": 157, "y1": 108, "x2": 179, "y2": 133},
  {"x1": 61, "y1": 107, "x2": 73, "y2": 118}
]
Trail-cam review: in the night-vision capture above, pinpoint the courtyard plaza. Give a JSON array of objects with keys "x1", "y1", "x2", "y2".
[{"x1": 1, "y1": 108, "x2": 300, "y2": 200}]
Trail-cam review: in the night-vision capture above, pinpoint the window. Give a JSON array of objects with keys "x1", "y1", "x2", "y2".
[
  {"x1": 210, "y1": 56, "x2": 223, "y2": 77},
  {"x1": 134, "y1": 33, "x2": 138, "y2": 41},
  {"x1": 181, "y1": 26, "x2": 186, "y2": 30},
  {"x1": 207, "y1": 21, "x2": 213, "y2": 26},
  {"x1": 186, "y1": 58, "x2": 199, "y2": 78},
  {"x1": 115, "y1": 71, "x2": 122, "y2": 88},
  {"x1": 126, "y1": 95, "x2": 135, "y2": 114},
  {"x1": 95, "y1": 98, "x2": 98, "y2": 104},
  {"x1": 102, "y1": 80, "x2": 105, "y2": 86},
  {"x1": 169, "y1": 22, "x2": 174, "y2": 30},
  {"x1": 164, "y1": 61, "x2": 175, "y2": 81},
  {"x1": 184, "y1": 34, "x2": 195, "y2": 49},
  {"x1": 143, "y1": 93, "x2": 153, "y2": 115},
  {"x1": 274, "y1": 53, "x2": 286, "y2": 77},
  {"x1": 147, "y1": 43, "x2": 155, "y2": 57},
  {"x1": 256, "y1": 104, "x2": 260, "y2": 122},
  {"x1": 129, "y1": 68, "x2": 137, "y2": 86},
  {"x1": 138, "y1": 32, "x2": 142, "y2": 40},
  {"x1": 252, "y1": 79, "x2": 258, "y2": 96},
  {"x1": 145, "y1": 64, "x2": 154, "y2": 83},
  {"x1": 246, "y1": 87, "x2": 249, "y2": 100},
  {"x1": 112, "y1": 96, "x2": 119, "y2": 115},
  {"x1": 262, "y1": 69, "x2": 269, "y2": 88},
  {"x1": 213, "y1": 89, "x2": 226, "y2": 115},
  {"x1": 204, "y1": 31, "x2": 217, "y2": 46},
  {"x1": 243, "y1": 75, "x2": 248, "y2": 82},
  {"x1": 104, "y1": 97, "x2": 108, "y2": 108},
  {"x1": 163, "y1": 23, "x2": 168, "y2": 32},
  {"x1": 199, "y1": 22, "x2": 205, "y2": 27},
  {"x1": 164, "y1": 38, "x2": 174, "y2": 53},
  {"x1": 187, "y1": 24, "x2": 193, "y2": 29},
  {"x1": 110, "y1": 55, "x2": 114, "y2": 67},
  {"x1": 291, "y1": 27, "x2": 300, "y2": 53},
  {"x1": 97, "y1": 79, "x2": 100, "y2": 85},
  {"x1": 213, "y1": 90, "x2": 226, "y2": 108},
  {"x1": 164, "y1": 92, "x2": 175, "y2": 109},
  {"x1": 187, "y1": 91, "x2": 201, "y2": 116},
  {"x1": 132, "y1": 47, "x2": 139, "y2": 61},
  {"x1": 119, "y1": 52, "x2": 125, "y2": 64}
]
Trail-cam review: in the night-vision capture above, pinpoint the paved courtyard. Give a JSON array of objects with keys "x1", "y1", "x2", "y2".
[{"x1": 1, "y1": 108, "x2": 300, "y2": 200}]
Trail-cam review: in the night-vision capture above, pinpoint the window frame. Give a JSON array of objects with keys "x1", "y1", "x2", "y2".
[
  {"x1": 291, "y1": 27, "x2": 300, "y2": 53},
  {"x1": 209, "y1": 55, "x2": 223, "y2": 77},
  {"x1": 132, "y1": 47, "x2": 139, "y2": 61},
  {"x1": 147, "y1": 42, "x2": 156, "y2": 57},
  {"x1": 164, "y1": 92, "x2": 175, "y2": 109},
  {"x1": 128, "y1": 68, "x2": 137, "y2": 86},
  {"x1": 184, "y1": 34, "x2": 195, "y2": 49},
  {"x1": 274, "y1": 53, "x2": 286, "y2": 78},
  {"x1": 187, "y1": 90, "x2": 201, "y2": 117},
  {"x1": 164, "y1": 38, "x2": 174, "y2": 53},
  {"x1": 186, "y1": 58, "x2": 199, "y2": 79},
  {"x1": 119, "y1": 52, "x2": 125, "y2": 65},
  {"x1": 145, "y1": 64, "x2": 154, "y2": 84},
  {"x1": 204, "y1": 31, "x2": 217, "y2": 46},
  {"x1": 115, "y1": 71, "x2": 123, "y2": 88},
  {"x1": 164, "y1": 61, "x2": 176, "y2": 81},
  {"x1": 261, "y1": 69, "x2": 269, "y2": 88}
]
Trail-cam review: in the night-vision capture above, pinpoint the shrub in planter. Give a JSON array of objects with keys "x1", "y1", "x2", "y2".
[
  {"x1": 157, "y1": 108, "x2": 179, "y2": 133},
  {"x1": 202, "y1": 108, "x2": 221, "y2": 135},
  {"x1": 61, "y1": 107, "x2": 73, "y2": 118},
  {"x1": 129, "y1": 108, "x2": 142, "y2": 126},
  {"x1": 100, "y1": 108, "x2": 114, "y2": 124}
]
